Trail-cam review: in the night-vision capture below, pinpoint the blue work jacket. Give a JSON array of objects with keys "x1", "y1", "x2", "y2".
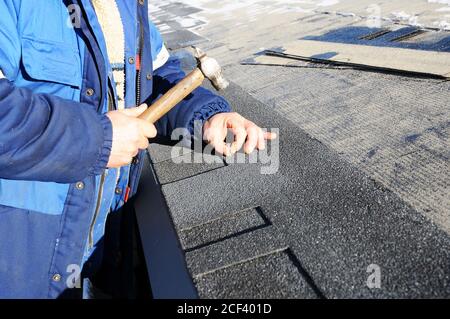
[{"x1": 0, "y1": 0, "x2": 230, "y2": 298}]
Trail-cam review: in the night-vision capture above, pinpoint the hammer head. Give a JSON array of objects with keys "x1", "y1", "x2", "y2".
[{"x1": 193, "y1": 47, "x2": 229, "y2": 91}]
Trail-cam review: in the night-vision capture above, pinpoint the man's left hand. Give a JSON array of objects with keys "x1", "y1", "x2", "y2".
[{"x1": 203, "y1": 112, "x2": 277, "y2": 156}]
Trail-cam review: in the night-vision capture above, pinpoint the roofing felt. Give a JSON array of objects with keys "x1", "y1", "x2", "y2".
[{"x1": 134, "y1": 0, "x2": 450, "y2": 298}]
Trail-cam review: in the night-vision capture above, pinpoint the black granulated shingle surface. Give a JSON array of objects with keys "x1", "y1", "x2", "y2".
[
  {"x1": 179, "y1": 207, "x2": 269, "y2": 251},
  {"x1": 184, "y1": 225, "x2": 285, "y2": 276},
  {"x1": 144, "y1": 82, "x2": 450, "y2": 299},
  {"x1": 147, "y1": 137, "x2": 191, "y2": 164},
  {"x1": 194, "y1": 250, "x2": 320, "y2": 299},
  {"x1": 153, "y1": 152, "x2": 225, "y2": 185},
  {"x1": 161, "y1": 160, "x2": 284, "y2": 230}
]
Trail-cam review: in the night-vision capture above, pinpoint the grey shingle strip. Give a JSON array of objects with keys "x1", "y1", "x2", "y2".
[
  {"x1": 185, "y1": 226, "x2": 286, "y2": 277},
  {"x1": 180, "y1": 206, "x2": 270, "y2": 251},
  {"x1": 161, "y1": 159, "x2": 285, "y2": 230},
  {"x1": 153, "y1": 152, "x2": 225, "y2": 185},
  {"x1": 148, "y1": 138, "x2": 191, "y2": 164},
  {"x1": 194, "y1": 249, "x2": 320, "y2": 299}
]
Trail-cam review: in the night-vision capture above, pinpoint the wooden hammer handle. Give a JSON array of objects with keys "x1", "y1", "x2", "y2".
[{"x1": 139, "y1": 68, "x2": 205, "y2": 123}]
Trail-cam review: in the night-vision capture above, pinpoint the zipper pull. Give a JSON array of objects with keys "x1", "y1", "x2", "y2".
[
  {"x1": 136, "y1": 53, "x2": 141, "y2": 71},
  {"x1": 124, "y1": 186, "x2": 131, "y2": 203}
]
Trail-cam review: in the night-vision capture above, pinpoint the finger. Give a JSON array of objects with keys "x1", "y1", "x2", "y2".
[
  {"x1": 138, "y1": 119, "x2": 157, "y2": 138},
  {"x1": 203, "y1": 121, "x2": 226, "y2": 144},
  {"x1": 230, "y1": 126, "x2": 247, "y2": 154},
  {"x1": 131, "y1": 148, "x2": 139, "y2": 157},
  {"x1": 137, "y1": 136, "x2": 149, "y2": 150},
  {"x1": 125, "y1": 156, "x2": 134, "y2": 165},
  {"x1": 264, "y1": 131, "x2": 277, "y2": 140},
  {"x1": 209, "y1": 129, "x2": 231, "y2": 156},
  {"x1": 205, "y1": 127, "x2": 231, "y2": 156},
  {"x1": 125, "y1": 142, "x2": 140, "y2": 158},
  {"x1": 226, "y1": 112, "x2": 245, "y2": 128},
  {"x1": 257, "y1": 129, "x2": 266, "y2": 150},
  {"x1": 212, "y1": 141, "x2": 231, "y2": 156},
  {"x1": 225, "y1": 116, "x2": 246, "y2": 153},
  {"x1": 120, "y1": 104, "x2": 148, "y2": 117},
  {"x1": 117, "y1": 156, "x2": 133, "y2": 167},
  {"x1": 244, "y1": 126, "x2": 259, "y2": 154}
]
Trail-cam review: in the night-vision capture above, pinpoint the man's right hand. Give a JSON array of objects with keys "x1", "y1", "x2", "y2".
[{"x1": 106, "y1": 104, "x2": 157, "y2": 168}]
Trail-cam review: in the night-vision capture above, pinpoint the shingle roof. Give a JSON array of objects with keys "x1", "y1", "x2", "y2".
[
  {"x1": 135, "y1": 0, "x2": 450, "y2": 299},
  {"x1": 137, "y1": 82, "x2": 450, "y2": 298}
]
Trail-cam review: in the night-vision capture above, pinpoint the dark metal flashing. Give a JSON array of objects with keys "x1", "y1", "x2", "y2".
[{"x1": 134, "y1": 152, "x2": 198, "y2": 299}]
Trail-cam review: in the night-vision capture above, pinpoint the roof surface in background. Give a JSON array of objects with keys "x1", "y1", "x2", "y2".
[{"x1": 135, "y1": 0, "x2": 450, "y2": 298}]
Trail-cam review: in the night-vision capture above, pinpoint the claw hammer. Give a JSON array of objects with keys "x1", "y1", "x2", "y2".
[{"x1": 138, "y1": 47, "x2": 229, "y2": 123}]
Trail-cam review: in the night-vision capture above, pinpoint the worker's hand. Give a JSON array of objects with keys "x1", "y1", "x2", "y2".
[
  {"x1": 203, "y1": 112, "x2": 277, "y2": 156},
  {"x1": 106, "y1": 104, "x2": 157, "y2": 168}
]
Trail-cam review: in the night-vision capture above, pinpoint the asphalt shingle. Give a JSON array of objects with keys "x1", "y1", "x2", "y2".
[
  {"x1": 194, "y1": 249, "x2": 320, "y2": 299},
  {"x1": 144, "y1": 82, "x2": 450, "y2": 298}
]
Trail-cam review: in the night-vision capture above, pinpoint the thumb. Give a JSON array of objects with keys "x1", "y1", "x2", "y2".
[{"x1": 119, "y1": 103, "x2": 148, "y2": 117}]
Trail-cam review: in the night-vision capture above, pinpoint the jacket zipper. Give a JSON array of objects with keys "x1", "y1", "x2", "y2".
[
  {"x1": 88, "y1": 5, "x2": 144, "y2": 249},
  {"x1": 88, "y1": 171, "x2": 106, "y2": 248},
  {"x1": 136, "y1": 10, "x2": 144, "y2": 105},
  {"x1": 88, "y1": 87, "x2": 115, "y2": 249}
]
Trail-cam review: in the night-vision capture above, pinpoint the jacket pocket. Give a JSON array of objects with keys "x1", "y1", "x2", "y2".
[
  {"x1": 0, "y1": 179, "x2": 69, "y2": 216},
  {"x1": 21, "y1": 37, "x2": 81, "y2": 88}
]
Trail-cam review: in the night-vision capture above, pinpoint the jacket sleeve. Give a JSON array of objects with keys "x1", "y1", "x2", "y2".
[
  {"x1": 147, "y1": 21, "x2": 231, "y2": 138},
  {"x1": 0, "y1": 80, "x2": 113, "y2": 183},
  {"x1": 0, "y1": 1, "x2": 112, "y2": 183}
]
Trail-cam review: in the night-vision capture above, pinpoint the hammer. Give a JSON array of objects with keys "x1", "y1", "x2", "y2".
[{"x1": 138, "y1": 47, "x2": 229, "y2": 123}]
